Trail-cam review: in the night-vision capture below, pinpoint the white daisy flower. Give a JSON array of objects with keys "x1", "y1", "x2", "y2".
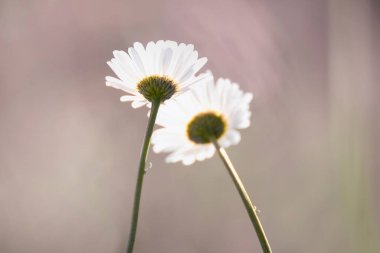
[
  {"x1": 151, "y1": 76, "x2": 253, "y2": 165},
  {"x1": 106, "y1": 40, "x2": 209, "y2": 108}
]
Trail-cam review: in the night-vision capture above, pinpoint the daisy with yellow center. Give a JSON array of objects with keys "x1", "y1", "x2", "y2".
[
  {"x1": 152, "y1": 76, "x2": 272, "y2": 253},
  {"x1": 152, "y1": 76, "x2": 252, "y2": 165},
  {"x1": 105, "y1": 41, "x2": 209, "y2": 253}
]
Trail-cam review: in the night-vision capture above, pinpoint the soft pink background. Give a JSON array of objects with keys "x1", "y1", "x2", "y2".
[{"x1": 1, "y1": 0, "x2": 379, "y2": 252}]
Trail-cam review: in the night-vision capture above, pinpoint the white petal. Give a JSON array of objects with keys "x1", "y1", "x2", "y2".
[
  {"x1": 128, "y1": 46, "x2": 146, "y2": 76},
  {"x1": 120, "y1": 95, "x2": 139, "y2": 102},
  {"x1": 131, "y1": 99, "x2": 147, "y2": 108},
  {"x1": 105, "y1": 76, "x2": 137, "y2": 94},
  {"x1": 112, "y1": 50, "x2": 141, "y2": 82},
  {"x1": 106, "y1": 40, "x2": 209, "y2": 110}
]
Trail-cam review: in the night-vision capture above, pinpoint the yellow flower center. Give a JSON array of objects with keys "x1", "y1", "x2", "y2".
[{"x1": 186, "y1": 111, "x2": 227, "y2": 144}]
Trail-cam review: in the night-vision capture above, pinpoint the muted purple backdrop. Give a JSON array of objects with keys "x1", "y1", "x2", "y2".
[{"x1": 0, "y1": 0, "x2": 379, "y2": 252}]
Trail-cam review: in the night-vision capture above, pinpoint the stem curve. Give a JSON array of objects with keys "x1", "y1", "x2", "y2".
[
  {"x1": 127, "y1": 99, "x2": 160, "y2": 253},
  {"x1": 213, "y1": 141, "x2": 272, "y2": 253}
]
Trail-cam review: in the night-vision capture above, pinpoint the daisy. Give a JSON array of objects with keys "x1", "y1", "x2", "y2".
[
  {"x1": 152, "y1": 76, "x2": 253, "y2": 165},
  {"x1": 105, "y1": 41, "x2": 209, "y2": 253},
  {"x1": 152, "y1": 76, "x2": 272, "y2": 253},
  {"x1": 106, "y1": 40, "x2": 209, "y2": 108}
]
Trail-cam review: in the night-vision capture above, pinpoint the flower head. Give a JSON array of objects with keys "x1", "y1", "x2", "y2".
[
  {"x1": 106, "y1": 40, "x2": 209, "y2": 107},
  {"x1": 151, "y1": 75, "x2": 253, "y2": 165}
]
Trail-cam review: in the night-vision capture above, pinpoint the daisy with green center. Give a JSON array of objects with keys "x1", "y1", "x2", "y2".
[
  {"x1": 106, "y1": 40, "x2": 209, "y2": 253},
  {"x1": 152, "y1": 76, "x2": 272, "y2": 253},
  {"x1": 106, "y1": 40, "x2": 209, "y2": 108}
]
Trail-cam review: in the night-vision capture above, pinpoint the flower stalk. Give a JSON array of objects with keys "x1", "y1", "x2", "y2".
[
  {"x1": 213, "y1": 141, "x2": 272, "y2": 253},
  {"x1": 126, "y1": 99, "x2": 160, "y2": 253}
]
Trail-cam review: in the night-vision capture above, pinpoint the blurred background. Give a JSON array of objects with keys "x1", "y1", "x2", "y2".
[{"x1": 1, "y1": 0, "x2": 379, "y2": 252}]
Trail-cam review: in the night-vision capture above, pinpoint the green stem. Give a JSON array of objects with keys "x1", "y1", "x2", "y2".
[
  {"x1": 213, "y1": 141, "x2": 272, "y2": 253},
  {"x1": 127, "y1": 99, "x2": 160, "y2": 253}
]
